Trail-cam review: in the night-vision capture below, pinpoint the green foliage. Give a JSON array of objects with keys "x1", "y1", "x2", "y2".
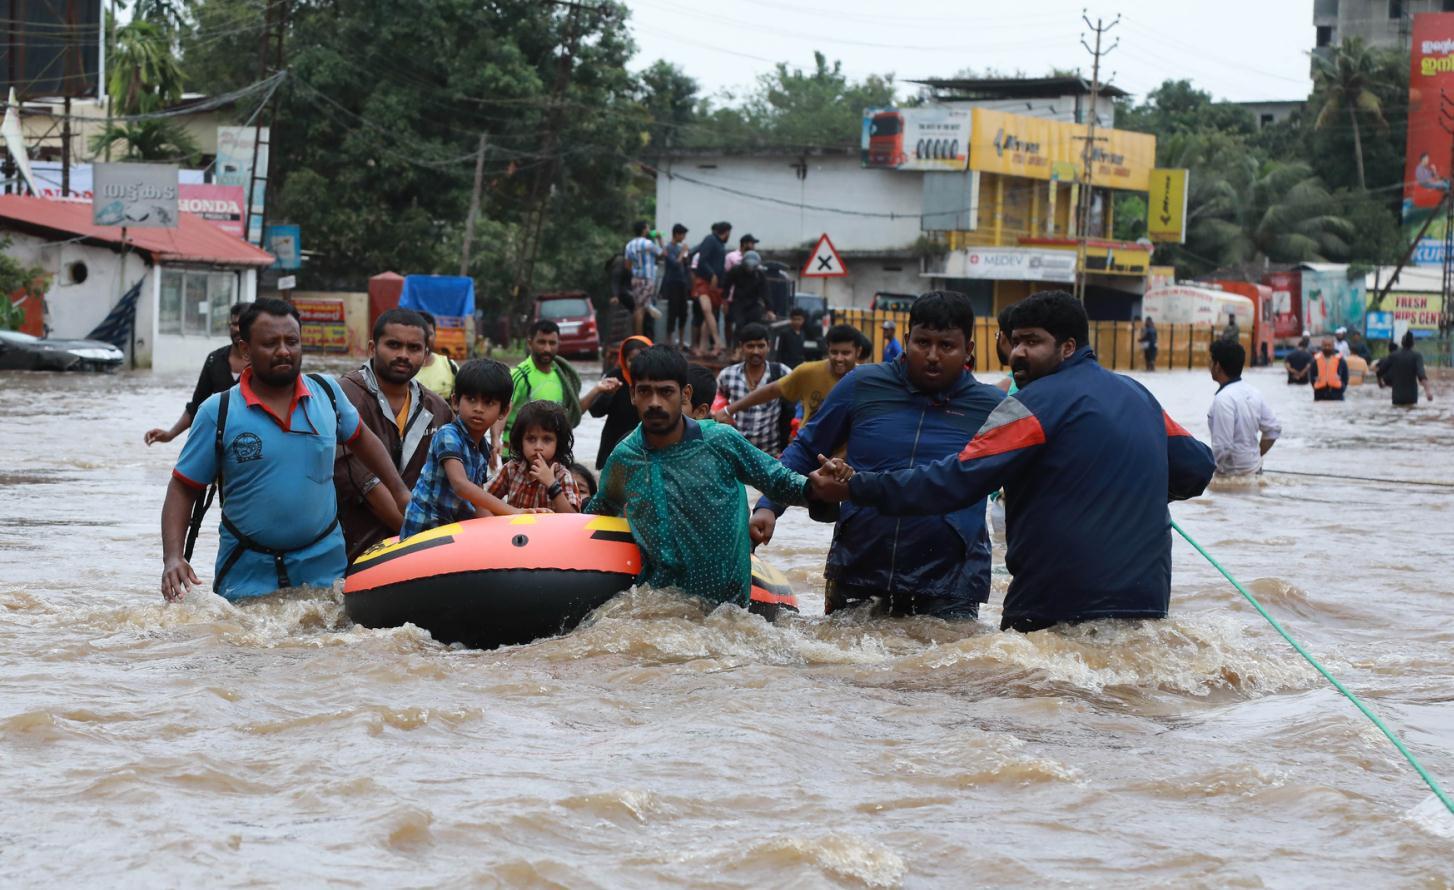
[
  {"x1": 0, "y1": 237, "x2": 49, "y2": 330},
  {"x1": 89, "y1": 119, "x2": 202, "y2": 165},
  {"x1": 108, "y1": 18, "x2": 185, "y2": 115},
  {"x1": 1310, "y1": 37, "x2": 1394, "y2": 191},
  {"x1": 1116, "y1": 80, "x2": 1256, "y2": 142},
  {"x1": 1113, "y1": 194, "x2": 1146, "y2": 241}
]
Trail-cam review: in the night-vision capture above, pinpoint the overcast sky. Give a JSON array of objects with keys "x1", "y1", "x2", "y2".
[{"x1": 623, "y1": 0, "x2": 1313, "y2": 106}]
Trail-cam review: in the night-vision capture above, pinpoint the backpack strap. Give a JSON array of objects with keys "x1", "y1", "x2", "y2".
[{"x1": 183, "y1": 389, "x2": 232, "y2": 561}]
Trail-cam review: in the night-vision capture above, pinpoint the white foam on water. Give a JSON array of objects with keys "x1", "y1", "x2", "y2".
[{"x1": 1405, "y1": 795, "x2": 1454, "y2": 839}]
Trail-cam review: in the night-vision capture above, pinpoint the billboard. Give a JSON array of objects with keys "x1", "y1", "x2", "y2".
[
  {"x1": 1372, "y1": 291, "x2": 1444, "y2": 336},
  {"x1": 861, "y1": 107, "x2": 971, "y2": 171},
  {"x1": 92, "y1": 163, "x2": 179, "y2": 228},
  {"x1": 0, "y1": 1, "x2": 102, "y2": 99},
  {"x1": 177, "y1": 184, "x2": 245, "y2": 238},
  {"x1": 1402, "y1": 13, "x2": 1454, "y2": 265},
  {"x1": 968, "y1": 109, "x2": 1155, "y2": 191},
  {"x1": 216, "y1": 126, "x2": 269, "y2": 245},
  {"x1": 1146, "y1": 168, "x2": 1188, "y2": 243},
  {"x1": 294, "y1": 297, "x2": 349, "y2": 353}
]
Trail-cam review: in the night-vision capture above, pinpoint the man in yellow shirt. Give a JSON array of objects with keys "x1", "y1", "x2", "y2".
[
  {"x1": 715, "y1": 324, "x2": 864, "y2": 428},
  {"x1": 413, "y1": 310, "x2": 459, "y2": 400}
]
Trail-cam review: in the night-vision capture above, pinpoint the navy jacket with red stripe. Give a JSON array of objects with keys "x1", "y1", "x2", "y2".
[{"x1": 848, "y1": 347, "x2": 1215, "y2": 630}]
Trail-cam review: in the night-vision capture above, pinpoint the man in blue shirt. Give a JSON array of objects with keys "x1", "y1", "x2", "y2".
[
  {"x1": 880, "y1": 319, "x2": 902, "y2": 362},
  {"x1": 751, "y1": 292, "x2": 1004, "y2": 619},
  {"x1": 624, "y1": 220, "x2": 663, "y2": 335},
  {"x1": 160, "y1": 299, "x2": 412, "y2": 602}
]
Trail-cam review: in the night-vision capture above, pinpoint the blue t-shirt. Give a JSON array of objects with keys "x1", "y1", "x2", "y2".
[
  {"x1": 882, "y1": 337, "x2": 903, "y2": 362},
  {"x1": 399, "y1": 418, "x2": 492, "y2": 539},
  {"x1": 174, "y1": 370, "x2": 361, "y2": 600}
]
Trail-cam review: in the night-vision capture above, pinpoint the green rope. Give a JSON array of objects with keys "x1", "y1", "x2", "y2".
[{"x1": 1171, "y1": 519, "x2": 1454, "y2": 815}]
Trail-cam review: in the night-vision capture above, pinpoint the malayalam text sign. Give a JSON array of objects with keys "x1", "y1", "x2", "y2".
[
  {"x1": 294, "y1": 298, "x2": 348, "y2": 353},
  {"x1": 1402, "y1": 13, "x2": 1454, "y2": 265},
  {"x1": 92, "y1": 163, "x2": 179, "y2": 228}
]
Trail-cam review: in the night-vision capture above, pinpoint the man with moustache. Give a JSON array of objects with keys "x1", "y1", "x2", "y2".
[
  {"x1": 159, "y1": 299, "x2": 412, "y2": 602},
  {"x1": 811, "y1": 291, "x2": 1215, "y2": 633},
  {"x1": 334, "y1": 308, "x2": 455, "y2": 561},
  {"x1": 587, "y1": 346, "x2": 817, "y2": 607},
  {"x1": 750, "y1": 292, "x2": 1004, "y2": 619}
]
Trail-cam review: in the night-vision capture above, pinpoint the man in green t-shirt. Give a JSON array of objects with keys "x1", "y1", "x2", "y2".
[{"x1": 502, "y1": 321, "x2": 583, "y2": 450}]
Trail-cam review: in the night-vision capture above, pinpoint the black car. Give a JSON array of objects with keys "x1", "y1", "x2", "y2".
[{"x1": 0, "y1": 330, "x2": 125, "y2": 371}]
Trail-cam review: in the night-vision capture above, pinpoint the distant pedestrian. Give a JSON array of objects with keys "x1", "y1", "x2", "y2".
[
  {"x1": 1221, "y1": 313, "x2": 1240, "y2": 343},
  {"x1": 145, "y1": 302, "x2": 249, "y2": 445},
  {"x1": 1207, "y1": 340, "x2": 1280, "y2": 477},
  {"x1": 715, "y1": 322, "x2": 790, "y2": 455},
  {"x1": 624, "y1": 221, "x2": 663, "y2": 336},
  {"x1": 1285, "y1": 336, "x2": 1313, "y2": 385},
  {"x1": 1310, "y1": 336, "x2": 1348, "y2": 401},
  {"x1": 661, "y1": 223, "x2": 691, "y2": 348},
  {"x1": 1348, "y1": 330, "x2": 1372, "y2": 361},
  {"x1": 414, "y1": 310, "x2": 460, "y2": 400},
  {"x1": 774, "y1": 307, "x2": 807, "y2": 368},
  {"x1": 1376, "y1": 331, "x2": 1435, "y2": 406},
  {"x1": 1140, "y1": 315, "x2": 1158, "y2": 371},
  {"x1": 1333, "y1": 326, "x2": 1351, "y2": 359},
  {"x1": 690, "y1": 221, "x2": 730, "y2": 355},
  {"x1": 881, "y1": 319, "x2": 902, "y2": 362},
  {"x1": 723, "y1": 250, "x2": 773, "y2": 338}
]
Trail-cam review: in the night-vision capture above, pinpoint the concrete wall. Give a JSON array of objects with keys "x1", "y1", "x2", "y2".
[{"x1": 654, "y1": 154, "x2": 923, "y2": 255}]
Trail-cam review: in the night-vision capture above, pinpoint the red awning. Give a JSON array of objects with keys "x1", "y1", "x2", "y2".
[{"x1": 0, "y1": 195, "x2": 276, "y2": 267}]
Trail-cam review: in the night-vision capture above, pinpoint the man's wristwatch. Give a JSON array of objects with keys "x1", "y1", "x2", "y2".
[{"x1": 547, "y1": 481, "x2": 564, "y2": 500}]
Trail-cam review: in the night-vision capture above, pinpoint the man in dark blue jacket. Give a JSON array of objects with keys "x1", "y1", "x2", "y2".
[
  {"x1": 751, "y1": 291, "x2": 1004, "y2": 618},
  {"x1": 812, "y1": 291, "x2": 1214, "y2": 632}
]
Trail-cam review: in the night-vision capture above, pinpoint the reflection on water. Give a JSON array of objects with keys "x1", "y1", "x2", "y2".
[{"x1": 1, "y1": 365, "x2": 1451, "y2": 885}]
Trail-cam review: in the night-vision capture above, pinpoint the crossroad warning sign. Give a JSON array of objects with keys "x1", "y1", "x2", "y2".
[{"x1": 800, "y1": 233, "x2": 848, "y2": 278}]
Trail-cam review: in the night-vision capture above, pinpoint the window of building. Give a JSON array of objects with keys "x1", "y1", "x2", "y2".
[
  {"x1": 158, "y1": 268, "x2": 237, "y2": 337},
  {"x1": 1445, "y1": 0, "x2": 1454, "y2": 12},
  {"x1": 1389, "y1": 0, "x2": 1403, "y2": 19},
  {"x1": 1316, "y1": 25, "x2": 1333, "y2": 47},
  {"x1": 1261, "y1": 113, "x2": 1275, "y2": 127}
]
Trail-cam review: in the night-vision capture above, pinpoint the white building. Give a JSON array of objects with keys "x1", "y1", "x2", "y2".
[{"x1": 0, "y1": 195, "x2": 275, "y2": 371}]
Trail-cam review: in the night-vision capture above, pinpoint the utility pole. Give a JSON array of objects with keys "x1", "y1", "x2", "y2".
[
  {"x1": 460, "y1": 132, "x2": 489, "y2": 276},
  {"x1": 245, "y1": 0, "x2": 288, "y2": 248},
  {"x1": 1073, "y1": 11, "x2": 1119, "y2": 302}
]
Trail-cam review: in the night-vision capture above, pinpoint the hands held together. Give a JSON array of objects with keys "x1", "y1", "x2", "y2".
[{"x1": 807, "y1": 453, "x2": 854, "y2": 506}]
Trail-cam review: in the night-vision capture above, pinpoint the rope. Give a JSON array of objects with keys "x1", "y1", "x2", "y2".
[
  {"x1": 1171, "y1": 519, "x2": 1454, "y2": 815},
  {"x1": 1263, "y1": 469, "x2": 1454, "y2": 490}
]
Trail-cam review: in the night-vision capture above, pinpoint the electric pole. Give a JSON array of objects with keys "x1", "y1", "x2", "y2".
[
  {"x1": 1438, "y1": 91, "x2": 1454, "y2": 334},
  {"x1": 245, "y1": 0, "x2": 288, "y2": 248},
  {"x1": 1074, "y1": 11, "x2": 1119, "y2": 302},
  {"x1": 460, "y1": 132, "x2": 489, "y2": 276}
]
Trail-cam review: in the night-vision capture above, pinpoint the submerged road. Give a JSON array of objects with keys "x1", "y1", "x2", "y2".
[{"x1": 1, "y1": 363, "x2": 1451, "y2": 886}]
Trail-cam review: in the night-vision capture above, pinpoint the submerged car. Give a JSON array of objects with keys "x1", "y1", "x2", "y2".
[{"x1": 0, "y1": 330, "x2": 124, "y2": 371}]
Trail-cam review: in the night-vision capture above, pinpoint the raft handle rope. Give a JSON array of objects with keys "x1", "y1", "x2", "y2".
[
  {"x1": 1263, "y1": 468, "x2": 1454, "y2": 489},
  {"x1": 1172, "y1": 519, "x2": 1454, "y2": 816}
]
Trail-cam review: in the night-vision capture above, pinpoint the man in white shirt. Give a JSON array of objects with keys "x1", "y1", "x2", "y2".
[
  {"x1": 1208, "y1": 340, "x2": 1281, "y2": 477},
  {"x1": 1333, "y1": 326, "x2": 1351, "y2": 359}
]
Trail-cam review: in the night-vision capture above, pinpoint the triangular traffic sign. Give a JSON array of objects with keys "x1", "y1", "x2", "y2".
[{"x1": 800, "y1": 233, "x2": 848, "y2": 278}]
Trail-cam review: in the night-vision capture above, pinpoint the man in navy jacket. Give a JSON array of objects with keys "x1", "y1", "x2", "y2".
[
  {"x1": 752, "y1": 291, "x2": 1004, "y2": 618},
  {"x1": 812, "y1": 291, "x2": 1215, "y2": 632}
]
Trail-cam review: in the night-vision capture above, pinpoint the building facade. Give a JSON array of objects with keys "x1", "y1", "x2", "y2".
[{"x1": 1314, "y1": 0, "x2": 1454, "y2": 55}]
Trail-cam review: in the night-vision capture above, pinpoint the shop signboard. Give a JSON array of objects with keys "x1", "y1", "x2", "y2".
[
  {"x1": 955, "y1": 247, "x2": 1075, "y2": 282},
  {"x1": 294, "y1": 297, "x2": 349, "y2": 353},
  {"x1": 1146, "y1": 168, "x2": 1188, "y2": 243},
  {"x1": 861, "y1": 107, "x2": 971, "y2": 171},
  {"x1": 92, "y1": 163, "x2": 179, "y2": 228},
  {"x1": 1402, "y1": 13, "x2": 1454, "y2": 265},
  {"x1": 1374, "y1": 291, "x2": 1444, "y2": 336},
  {"x1": 968, "y1": 108, "x2": 1155, "y2": 191},
  {"x1": 1365, "y1": 310, "x2": 1394, "y2": 341}
]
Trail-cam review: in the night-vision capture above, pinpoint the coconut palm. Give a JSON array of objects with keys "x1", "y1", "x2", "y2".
[
  {"x1": 88, "y1": 119, "x2": 202, "y2": 165},
  {"x1": 1311, "y1": 37, "x2": 1389, "y2": 192},
  {"x1": 108, "y1": 19, "x2": 184, "y2": 115}
]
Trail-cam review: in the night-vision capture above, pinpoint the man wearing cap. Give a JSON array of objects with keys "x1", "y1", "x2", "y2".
[
  {"x1": 723, "y1": 249, "x2": 774, "y2": 339},
  {"x1": 1333, "y1": 327, "x2": 1351, "y2": 359},
  {"x1": 722, "y1": 234, "x2": 759, "y2": 344},
  {"x1": 881, "y1": 319, "x2": 902, "y2": 362}
]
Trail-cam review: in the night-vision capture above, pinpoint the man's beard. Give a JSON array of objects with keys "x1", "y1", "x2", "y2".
[{"x1": 253, "y1": 360, "x2": 301, "y2": 387}]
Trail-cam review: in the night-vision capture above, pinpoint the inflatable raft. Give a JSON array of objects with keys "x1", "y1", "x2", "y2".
[{"x1": 344, "y1": 513, "x2": 797, "y2": 649}]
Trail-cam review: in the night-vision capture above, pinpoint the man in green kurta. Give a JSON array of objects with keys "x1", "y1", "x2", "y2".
[{"x1": 588, "y1": 346, "x2": 813, "y2": 606}]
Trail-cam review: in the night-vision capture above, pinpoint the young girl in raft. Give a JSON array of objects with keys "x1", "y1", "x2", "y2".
[{"x1": 487, "y1": 400, "x2": 582, "y2": 513}]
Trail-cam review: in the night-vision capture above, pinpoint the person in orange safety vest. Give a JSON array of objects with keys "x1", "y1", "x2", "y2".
[{"x1": 1311, "y1": 336, "x2": 1348, "y2": 401}]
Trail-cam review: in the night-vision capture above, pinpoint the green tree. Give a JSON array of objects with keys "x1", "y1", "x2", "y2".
[
  {"x1": 89, "y1": 119, "x2": 202, "y2": 165},
  {"x1": 638, "y1": 60, "x2": 699, "y2": 152},
  {"x1": 107, "y1": 18, "x2": 184, "y2": 114},
  {"x1": 1116, "y1": 79, "x2": 1257, "y2": 143},
  {"x1": 1311, "y1": 37, "x2": 1390, "y2": 192}
]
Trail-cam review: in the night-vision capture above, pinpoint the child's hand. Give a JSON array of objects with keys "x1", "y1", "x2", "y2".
[
  {"x1": 529, "y1": 455, "x2": 555, "y2": 487},
  {"x1": 527, "y1": 507, "x2": 552, "y2": 514}
]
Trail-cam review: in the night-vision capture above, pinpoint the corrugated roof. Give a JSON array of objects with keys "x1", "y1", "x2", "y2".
[
  {"x1": 0, "y1": 195, "x2": 276, "y2": 267},
  {"x1": 909, "y1": 76, "x2": 1130, "y2": 100}
]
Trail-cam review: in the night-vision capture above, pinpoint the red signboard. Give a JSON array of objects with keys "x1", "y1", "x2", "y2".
[
  {"x1": 1261, "y1": 270, "x2": 1303, "y2": 340},
  {"x1": 1403, "y1": 13, "x2": 1454, "y2": 262},
  {"x1": 293, "y1": 297, "x2": 348, "y2": 353},
  {"x1": 178, "y1": 184, "x2": 245, "y2": 238}
]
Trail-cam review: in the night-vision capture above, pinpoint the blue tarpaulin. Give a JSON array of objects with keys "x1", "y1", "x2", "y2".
[{"x1": 398, "y1": 275, "x2": 475, "y2": 319}]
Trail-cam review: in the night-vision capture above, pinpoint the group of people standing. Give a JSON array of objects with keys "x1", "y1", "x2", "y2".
[
  {"x1": 614, "y1": 220, "x2": 779, "y2": 355},
  {"x1": 1283, "y1": 327, "x2": 1434, "y2": 405}
]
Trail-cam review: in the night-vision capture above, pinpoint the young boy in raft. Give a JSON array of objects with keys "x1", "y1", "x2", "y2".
[
  {"x1": 486, "y1": 400, "x2": 582, "y2": 512},
  {"x1": 399, "y1": 359, "x2": 540, "y2": 539},
  {"x1": 588, "y1": 346, "x2": 817, "y2": 607}
]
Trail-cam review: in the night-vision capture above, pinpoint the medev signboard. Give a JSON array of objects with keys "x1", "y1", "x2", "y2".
[
  {"x1": 861, "y1": 107, "x2": 971, "y2": 171},
  {"x1": 1402, "y1": 13, "x2": 1454, "y2": 265},
  {"x1": 92, "y1": 163, "x2": 179, "y2": 228},
  {"x1": 968, "y1": 108, "x2": 1155, "y2": 191}
]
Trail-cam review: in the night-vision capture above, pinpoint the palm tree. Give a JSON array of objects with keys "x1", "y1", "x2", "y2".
[
  {"x1": 88, "y1": 119, "x2": 201, "y2": 165},
  {"x1": 108, "y1": 19, "x2": 184, "y2": 115},
  {"x1": 1311, "y1": 37, "x2": 1389, "y2": 192}
]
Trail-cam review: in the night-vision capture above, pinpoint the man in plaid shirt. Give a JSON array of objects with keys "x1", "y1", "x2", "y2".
[
  {"x1": 716, "y1": 322, "x2": 789, "y2": 455},
  {"x1": 624, "y1": 221, "x2": 663, "y2": 335}
]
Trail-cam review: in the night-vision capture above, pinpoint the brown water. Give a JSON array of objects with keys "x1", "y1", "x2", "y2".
[{"x1": 2, "y1": 364, "x2": 1452, "y2": 887}]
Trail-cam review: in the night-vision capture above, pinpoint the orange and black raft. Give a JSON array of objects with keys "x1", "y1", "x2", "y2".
[{"x1": 344, "y1": 513, "x2": 797, "y2": 649}]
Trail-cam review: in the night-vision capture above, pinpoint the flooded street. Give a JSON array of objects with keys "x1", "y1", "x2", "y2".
[{"x1": 2, "y1": 362, "x2": 1452, "y2": 887}]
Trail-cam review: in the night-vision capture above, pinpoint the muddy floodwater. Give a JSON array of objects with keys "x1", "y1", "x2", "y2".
[{"x1": 2, "y1": 363, "x2": 1452, "y2": 887}]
